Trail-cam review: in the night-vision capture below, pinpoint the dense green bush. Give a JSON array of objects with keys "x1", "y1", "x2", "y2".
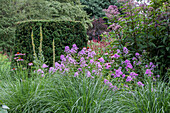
[
  {"x1": 13, "y1": 20, "x2": 87, "y2": 67},
  {"x1": 0, "y1": 0, "x2": 91, "y2": 55}
]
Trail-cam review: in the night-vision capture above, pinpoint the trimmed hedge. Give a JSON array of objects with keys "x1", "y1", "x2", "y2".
[{"x1": 13, "y1": 20, "x2": 87, "y2": 67}]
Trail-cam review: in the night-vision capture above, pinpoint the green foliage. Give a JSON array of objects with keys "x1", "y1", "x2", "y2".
[
  {"x1": 0, "y1": 78, "x2": 45, "y2": 113},
  {"x1": 80, "y1": 0, "x2": 121, "y2": 19},
  {"x1": 114, "y1": 78, "x2": 170, "y2": 113},
  {"x1": 13, "y1": 20, "x2": 87, "y2": 67},
  {"x1": 45, "y1": 0, "x2": 92, "y2": 29},
  {"x1": 28, "y1": 74, "x2": 118, "y2": 112},
  {"x1": 104, "y1": 1, "x2": 170, "y2": 77},
  {"x1": 0, "y1": 0, "x2": 91, "y2": 54}
]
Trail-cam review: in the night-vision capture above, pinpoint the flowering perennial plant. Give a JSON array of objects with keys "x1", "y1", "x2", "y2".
[{"x1": 32, "y1": 44, "x2": 159, "y2": 91}]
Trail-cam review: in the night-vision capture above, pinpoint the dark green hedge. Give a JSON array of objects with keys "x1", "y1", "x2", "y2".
[{"x1": 13, "y1": 20, "x2": 87, "y2": 67}]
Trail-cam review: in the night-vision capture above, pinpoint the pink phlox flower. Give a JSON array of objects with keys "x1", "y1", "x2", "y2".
[
  {"x1": 136, "y1": 61, "x2": 141, "y2": 65},
  {"x1": 72, "y1": 44, "x2": 79, "y2": 50},
  {"x1": 78, "y1": 49, "x2": 86, "y2": 56},
  {"x1": 86, "y1": 71, "x2": 91, "y2": 77},
  {"x1": 122, "y1": 74, "x2": 126, "y2": 78},
  {"x1": 105, "y1": 63, "x2": 111, "y2": 69},
  {"x1": 145, "y1": 69, "x2": 153, "y2": 76},
  {"x1": 124, "y1": 59, "x2": 130, "y2": 64},
  {"x1": 60, "y1": 55, "x2": 66, "y2": 61},
  {"x1": 130, "y1": 72, "x2": 138, "y2": 78},
  {"x1": 126, "y1": 63, "x2": 133, "y2": 69},
  {"x1": 42, "y1": 64, "x2": 48, "y2": 68},
  {"x1": 90, "y1": 59, "x2": 94, "y2": 64},
  {"x1": 137, "y1": 81, "x2": 144, "y2": 87},
  {"x1": 64, "y1": 46, "x2": 70, "y2": 53},
  {"x1": 70, "y1": 48, "x2": 77, "y2": 54},
  {"x1": 117, "y1": 49, "x2": 121, "y2": 54},
  {"x1": 156, "y1": 75, "x2": 160, "y2": 78},
  {"x1": 132, "y1": 57, "x2": 137, "y2": 60},
  {"x1": 126, "y1": 76, "x2": 133, "y2": 82},
  {"x1": 74, "y1": 72, "x2": 79, "y2": 77},
  {"x1": 98, "y1": 57, "x2": 105, "y2": 63},
  {"x1": 37, "y1": 69, "x2": 44, "y2": 74},
  {"x1": 68, "y1": 57, "x2": 76, "y2": 64},
  {"x1": 55, "y1": 62, "x2": 60, "y2": 68},
  {"x1": 104, "y1": 79, "x2": 109, "y2": 84},
  {"x1": 113, "y1": 54, "x2": 120, "y2": 59},
  {"x1": 135, "y1": 52, "x2": 140, "y2": 56},
  {"x1": 115, "y1": 69, "x2": 123, "y2": 77},
  {"x1": 49, "y1": 67, "x2": 55, "y2": 73},
  {"x1": 123, "y1": 47, "x2": 129, "y2": 54},
  {"x1": 78, "y1": 68, "x2": 82, "y2": 71},
  {"x1": 41, "y1": 74, "x2": 44, "y2": 77},
  {"x1": 124, "y1": 84, "x2": 129, "y2": 88},
  {"x1": 92, "y1": 70, "x2": 96, "y2": 73}
]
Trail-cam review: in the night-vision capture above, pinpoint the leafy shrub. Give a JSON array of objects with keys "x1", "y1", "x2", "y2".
[
  {"x1": 87, "y1": 18, "x2": 109, "y2": 40},
  {"x1": 103, "y1": 0, "x2": 170, "y2": 78},
  {"x1": 80, "y1": 0, "x2": 121, "y2": 19},
  {"x1": 12, "y1": 20, "x2": 87, "y2": 68}
]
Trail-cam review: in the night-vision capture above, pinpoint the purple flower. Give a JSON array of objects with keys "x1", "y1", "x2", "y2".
[
  {"x1": 126, "y1": 76, "x2": 133, "y2": 82},
  {"x1": 132, "y1": 57, "x2": 137, "y2": 60},
  {"x1": 78, "y1": 68, "x2": 82, "y2": 71},
  {"x1": 92, "y1": 70, "x2": 96, "y2": 73},
  {"x1": 135, "y1": 53, "x2": 140, "y2": 56},
  {"x1": 88, "y1": 51, "x2": 96, "y2": 58},
  {"x1": 42, "y1": 64, "x2": 48, "y2": 68},
  {"x1": 64, "y1": 46, "x2": 70, "y2": 53},
  {"x1": 156, "y1": 75, "x2": 160, "y2": 78},
  {"x1": 98, "y1": 57, "x2": 105, "y2": 63},
  {"x1": 124, "y1": 59, "x2": 130, "y2": 64},
  {"x1": 126, "y1": 63, "x2": 133, "y2": 69},
  {"x1": 145, "y1": 69, "x2": 153, "y2": 76},
  {"x1": 49, "y1": 67, "x2": 55, "y2": 73},
  {"x1": 41, "y1": 74, "x2": 44, "y2": 77},
  {"x1": 37, "y1": 69, "x2": 44, "y2": 74},
  {"x1": 74, "y1": 72, "x2": 79, "y2": 77},
  {"x1": 130, "y1": 72, "x2": 138, "y2": 76},
  {"x1": 136, "y1": 61, "x2": 141, "y2": 65},
  {"x1": 122, "y1": 74, "x2": 126, "y2": 78},
  {"x1": 117, "y1": 49, "x2": 121, "y2": 54},
  {"x1": 78, "y1": 49, "x2": 86, "y2": 56},
  {"x1": 86, "y1": 71, "x2": 91, "y2": 77},
  {"x1": 123, "y1": 47, "x2": 129, "y2": 54},
  {"x1": 124, "y1": 84, "x2": 129, "y2": 88},
  {"x1": 113, "y1": 54, "x2": 120, "y2": 59},
  {"x1": 90, "y1": 59, "x2": 94, "y2": 64},
  {"x1": 70, "y1": 48, "x2": 77, "y2": 54},
  {"x1": 105, "y1": 64, "x2": 111, "y2": 69},
  {"x1": 55, "y1": 62, "x2": 60, "y2": 68},
  {"x1": 60, "y1": 55, "x2": 66, "y2": 61},
  {"x1": 72, "y1": 44, "x2": 79, "y2": 50},
  {"x1": 115, "y1": 69, "x2": 123, "y2": 77},
  {"x1": 137, "y1": 81, "x2": 144, "y2": 87},
  {"x1": 104, "y1": 79, "x2": 109, "y2": 84}
]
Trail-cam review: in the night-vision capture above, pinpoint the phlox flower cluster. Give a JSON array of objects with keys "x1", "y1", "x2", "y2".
[{"x1": 32, "y1": 44, "x2": 158, "y2": 91}]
